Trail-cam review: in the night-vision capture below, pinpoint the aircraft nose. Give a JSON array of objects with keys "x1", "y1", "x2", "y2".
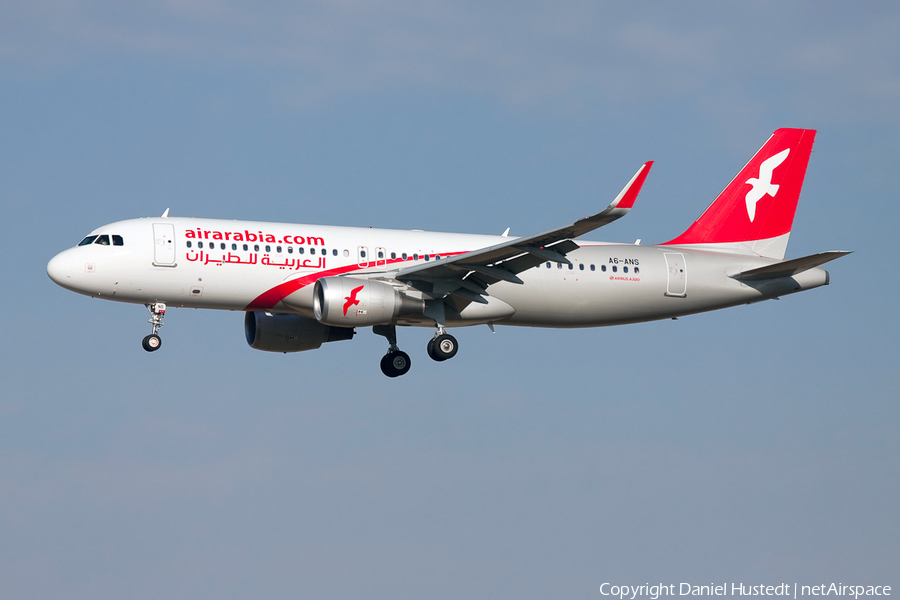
[{"x1": 47, "y1": 249, "x2": 75, "y2": 287}]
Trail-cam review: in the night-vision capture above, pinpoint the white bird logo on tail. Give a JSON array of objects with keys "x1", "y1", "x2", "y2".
[{"x1": 745, "y1": 148, "x2": 790, "y2": 222}]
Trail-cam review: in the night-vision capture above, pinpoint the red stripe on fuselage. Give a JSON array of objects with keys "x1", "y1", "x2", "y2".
[{"x1": 244, "y1": 253, "x2": 467, "y2": 311}]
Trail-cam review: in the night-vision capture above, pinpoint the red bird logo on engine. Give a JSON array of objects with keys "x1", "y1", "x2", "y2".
[{"x1": 343, "y1": 285, "x2": 364, "y2": 316}]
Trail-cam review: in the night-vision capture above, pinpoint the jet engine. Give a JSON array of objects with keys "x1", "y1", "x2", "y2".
[
  {"x1": 314, "y1": 277, "x2": 425, "y2": 327},
  {"x1": 245, "y1": 311, "x2": 354, "y2": 353}
]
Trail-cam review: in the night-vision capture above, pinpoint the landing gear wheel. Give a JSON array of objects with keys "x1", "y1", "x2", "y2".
[
  {"x1": 380, "y1": 351, "x2": 411, "y2": 377},
  {"x1": 143, "y1": 303, "x2": 166, "y2": 353},
  {"x1": 142, "y1": 334, "x2": 162, "y2": 352},
  {"x1": 428, "y1": 333, "x2": 458, "y2": 362}
]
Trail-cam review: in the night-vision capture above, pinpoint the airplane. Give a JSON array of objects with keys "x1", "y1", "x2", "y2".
[{"x1": 47, "y1": 128, "x2": 848, "y2": 377}]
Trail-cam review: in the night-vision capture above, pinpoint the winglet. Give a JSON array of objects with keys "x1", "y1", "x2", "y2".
[
  {"x1": 395, "y1": 161, "x2": 655, "y2": 285},
  {"x1": 611, "y1": 161, "x2": 653, "y2": 210}
]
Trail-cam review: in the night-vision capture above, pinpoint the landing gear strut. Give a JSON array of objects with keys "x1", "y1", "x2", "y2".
[
  {"x1": 142, "y1": 302, "x2": 166, "y2": 352},
  {"x1": 374, "y1": 324, "x2": 411, "y2": 378},
  {"x1": 427, "y1": 325, "x2": 458, "y2": 362},
  {"x1": 373, "y1": 323, "x2": 459, "y2": 376}
]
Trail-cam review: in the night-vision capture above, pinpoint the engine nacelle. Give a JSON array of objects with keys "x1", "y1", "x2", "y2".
[
  {"x1": 314, "y1": 277, "x2": 425, "y2": 327},
  {"x1": 245, "y1": 311, "x2": 354, "y2": 353}
]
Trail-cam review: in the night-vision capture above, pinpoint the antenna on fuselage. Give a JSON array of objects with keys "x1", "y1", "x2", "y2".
[{"x1": 161, "y1": 208, "x2": 170, "y2": 218}]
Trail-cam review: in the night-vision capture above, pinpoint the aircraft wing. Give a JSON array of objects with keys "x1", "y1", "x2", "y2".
[{"x1": 395, "y1": 161, "x2": 652, "y2": 301}]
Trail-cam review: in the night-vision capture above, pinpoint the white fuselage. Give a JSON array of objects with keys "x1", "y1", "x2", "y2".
[{"x1": 47, "y1": 216, "x2": 830, "y2": 328}]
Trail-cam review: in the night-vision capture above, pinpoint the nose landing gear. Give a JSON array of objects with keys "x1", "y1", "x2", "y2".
[
  {"x1": 142, "y1": 334, "x2": 162, "y2": 351},
  {"x1": 142, "y1": 303, "x2": 166, "y2": 352}
]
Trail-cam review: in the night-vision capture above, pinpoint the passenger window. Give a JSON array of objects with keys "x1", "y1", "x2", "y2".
[
  {"x1": 391, "y1": 252, "x2": 397, "y2": 259},
  {"x1": 413, "y1": 253, "x2": 418, "y2": 260},
  {"x1": 623, "y1": 266, "x2": 628, "y2": 273},
  {"x1": 232, "y1": 243, "x2": 237, "y2": 250},
  {"x1": 568, "y1": 264, "x2": 573, "y2": 270},
  {"x1": 635, "y1": 267, "x2": 640, "y2": 274},
  {"x1": 265, "y1": 245, "x2": 271, "y2": 252},
  {"x1": 220, "y1": 243, "x2": 226, "y2": 250},
  {"x1": 402, "y1": 253, "x2": 408, "y2": 260},
  {"x1": 198, "y1": 241, "x2": 204, "y2": 249},
  {"x1": 78, "y1": 235, "x2": 98, "y2": 246},
  {"x1": 424, "y1": 254, "x2": 429, "y2": 261},
  {"x1": 343, "y1": 249, "x2": 350, "y2": 257},
  {"x1": 378, "y1": 250, "x2": 384, "y2": 259},
  {"x1": 557, "y1": 263, "x2": 562, "y2": 269},
  {"x1": 590, "y1": 264, "x2": 595, "y2": 271},
  {"x1": 546, "y1": 262, "x2": 551, "y2": 268},
  {"x1": 288, "y1": 246, "x2": 293, "y2": 254},
  {"x1": 94, "y1": 235, "x2": 110, "y2": 245},
  {"x1": 601, "y1": 265, "x2": 606, "y2": 272},
  {"x1": 612, "y1": 266, "x2": 617, "y2": 272},
  {"x1": 112, "y1": 235, "x2": 124, "y2": 246},
  {"x1": 311, "y1": 248, "x2": 317, "y2": 255},
  {"x1": 333, "y1": 249, "x2": 338, "y2": 256},
  {"x1": 298, "y1": 247, "x2": 305, "y2": 254},
  {"x1": 254, "y1": 244, "x2": 259, "y2": 252},
  {"x1": 243, "y1": 244, "x2": 248, "y2": 251},
  {"x1": 579, "y1": 264, "x2": 584, "y2": 271},
  {"x1": 276, "y1": 246, "x2": 282, "y2": 253},
  {"x1": 186, "y1": 241, "x2": 192, "y2": 248}
]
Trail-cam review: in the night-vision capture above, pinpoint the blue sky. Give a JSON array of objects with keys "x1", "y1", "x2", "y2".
[{"x1": 1, "y1": 2, "x2": 898, "y2": 598}]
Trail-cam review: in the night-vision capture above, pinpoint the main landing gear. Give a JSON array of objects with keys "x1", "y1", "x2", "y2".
[
  {"x1": 142, "y1": 302, "x2": 166, "y2": 352},
  {"x1": 374, "y1": 324, "x2": 459, "y2": 377},
  {"x1": 427, "y1": 327, "x2": 458, "y2": 362},
  {"x1": 374, "y1": 324, "x2": 411, "y2": 377}
]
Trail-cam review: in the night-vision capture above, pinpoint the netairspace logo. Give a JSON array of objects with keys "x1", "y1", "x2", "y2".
[{"x1": 599, "y1": 584, "x2": 892, "y2": 600}]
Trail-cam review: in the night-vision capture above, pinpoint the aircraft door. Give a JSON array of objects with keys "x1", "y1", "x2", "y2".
[
  {"x1": 153, "y1": 223, "x2": 177, "y2": 266},
  {"x1": 357, "y1": 246, "x2": 369, "y2": 268},
  {"x1": 664, "y1": 252, "x2": 687, "y2": 297}
]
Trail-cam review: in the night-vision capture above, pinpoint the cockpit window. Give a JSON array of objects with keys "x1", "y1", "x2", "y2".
[
  {"x1": 112, "y1": 235, "x2": 124, "y2": 246},
  {"x1": 94, "y1": 235, "x2": 110, "y2": 245},
  {"x1": 78, "y1": 235, "x2": 98, "y2": 246}
]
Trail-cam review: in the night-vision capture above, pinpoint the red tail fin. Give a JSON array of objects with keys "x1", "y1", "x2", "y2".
[{"x1": 663, "y1": 128, "x2": 816, "y2": 259}]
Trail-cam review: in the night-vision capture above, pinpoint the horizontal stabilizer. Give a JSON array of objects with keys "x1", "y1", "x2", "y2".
[{"x1": 731, "y1": 251, "x2": 850, "y2": 281}]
